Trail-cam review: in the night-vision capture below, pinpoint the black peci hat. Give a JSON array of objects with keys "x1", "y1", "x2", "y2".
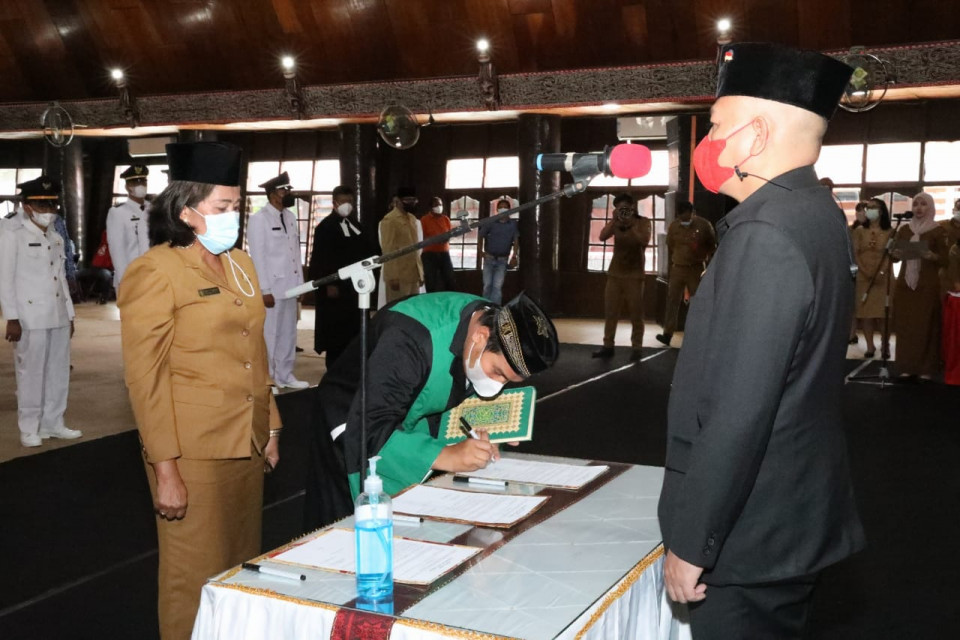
[
  {"x1": 17, "y1": 175, "x2": 61, "y2": 201},
  {"x1": 717, "y1": 43, "x2": 854, "y2": 120},
  {"x1": 496, "y1": 293, "x2": 559, "y2": 378},
  {"x1": 396, "y1": 186, "x2": 417, "y2": 199},
  {"x1": 165, "y1": 142, "x2": 242, "y2": 187},
  {"x1": 258, "y1": 171, "x2": 291, "y2": 193},
  {"x1": 120, "y1": 165, "x2": 150, "y2": 181}
]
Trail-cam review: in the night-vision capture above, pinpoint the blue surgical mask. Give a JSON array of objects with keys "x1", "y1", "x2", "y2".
[{"x1": 192, "y1": 207, "x2": 239, "y2": 255}]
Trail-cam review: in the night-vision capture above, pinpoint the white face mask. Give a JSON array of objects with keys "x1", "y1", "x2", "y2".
[
  {"x1": 865, "y1": 208, "x2": 880, "y2": 221},
  {"x1": 130, "y1": 185, "x2": 147, "y2": 199},
  {"x1": 432, "y1": 206, "x2": 443, "y2": 214},
  {"x1": 679, "y1": 219, "x2": 692, "y2": 227},
  {"x1": 336, "y1": 202, "x2": 353, "y2": 217},
  {"x1": 28, "y1": 208, "x2": 56, "y2": 228},
  {"x1": 465, "y1": 340, "x2": 505, "y2": 399}
]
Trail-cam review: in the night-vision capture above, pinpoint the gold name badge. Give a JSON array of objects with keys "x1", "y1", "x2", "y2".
[{"x1": 198, "y1": 287, "x2": 221, "y2": 297}]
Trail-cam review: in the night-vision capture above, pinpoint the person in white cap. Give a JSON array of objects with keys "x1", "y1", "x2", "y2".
[
  {"x1": 106, "y1": 164, "x2": 151, "y2": 292},
  {"x1": 246, "y1": 171, "x2": 308, "y2": 389},
  {"x1": 1, "y1": 176, "x2": 82, "y2": 447}
]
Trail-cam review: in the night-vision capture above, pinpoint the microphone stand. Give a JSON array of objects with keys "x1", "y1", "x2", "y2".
[
  {"x1": 288, "y1": 158, "x2": 599, "y2": 489},
  {"x1": 848, "y1": 215, "x2": 908, "y2": 388}
]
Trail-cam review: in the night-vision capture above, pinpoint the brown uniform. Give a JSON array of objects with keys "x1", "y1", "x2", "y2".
[
  {"x1": 852, "y1": 225, "x2": 893, "y2": 319},
  {"x1": 938, "y1": 218, "x2": 960, "y2": 296},
  {"x1": 380, "y1": 206, "x2": 424, "y2": 302},
  {"x1": 119, "y1": 244, "x2": 280, "y2": 640},
  {"x1": 891, "y1": 225, "x2": 950, "y2": 376},
  {"x1": 662, "y1": 216, "x2": 717, "y2": 336},
  {"x1": 603, "y1": 216, "x2": 651, "y2": 349}
]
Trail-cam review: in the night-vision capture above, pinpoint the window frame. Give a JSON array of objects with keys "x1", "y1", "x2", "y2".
[{"x1": 585, "y1": 187, "x2": 667, "y2": 274}]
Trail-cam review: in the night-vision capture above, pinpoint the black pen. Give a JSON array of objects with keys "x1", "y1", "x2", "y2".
[
  {"x1": 459, "y1": 416, "x2": 480, "y2": 440},
  {"x1": 453, "y1": 475, "x2": 507, "y2": 488}
]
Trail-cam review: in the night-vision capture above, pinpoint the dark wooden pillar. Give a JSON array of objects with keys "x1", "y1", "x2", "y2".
[
  {"x1": 60, "y1": 140, "x2": 84, "y2": 260},
  {"x1": 338, "y1": 123, "x2": 378, "y2": 234},
  {"x1": 517, "y1": 114, "x2": 561, "y2": 312}
]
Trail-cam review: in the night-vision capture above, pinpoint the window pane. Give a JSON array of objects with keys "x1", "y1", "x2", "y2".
[
  {"x1": 834, "y1": 187, "x2": 861, "y2": 224},
  {"x1": 446, "y1": 159, "x2": 484, "y2": 189},
  {"x1": 313, "y1": 160, "x2": 340, "y2": 191},
  {"x1": 484, "y1": 157, "x2": 519, "y2": 188},
  {"x1": 874, "y1": 192, "x2": 913, "y2": 216},
  {"x1": 591, "y1": 195, "x2": 611, "y2": 220},
  {"x1": 590, "y1": 173, "x2": 629, "y2": 188},
  {"x1": 148, "y1": 165, "x2": 169, "y2": 195},
  {"x1": 587, "y1": 245, "x2": 607, "y2": 272},
  {"x1": 0, "y1": 168, "x2": 18, "y2": 194},
  {"x1": 246, "y1": 161, "x2": 281, "y2": 192},
  {"x1": 242, "y1": 195, "x2": 269, "y2": 251},
  {"x1": 631, "y1": 150, "x2": 669, "y2": 187},
  {"x1": 922, "y1": 185, "x2": 960, "y2": 221},
  {"x1": 450, "y1": 195, "x2": 480, "y2": 269},
  {"x1": 923, "y1": 142, "x2": 960, "y2": 182},
  {"x1": 589, "y1": 220, "x2": 608, "y2": 244},
  {"x1": 866, "y1": 143, "x2": 921, "y2": 183},
  {"x1": 16, "y1": 168, "x2": 41, "y2": 184},
  {"x1": 815, "y1": 145, "x2": 864, "y2": 184},
  {"x1": 280, "y1": 161, "x2": 313, "y2": 192},
  {"x1": 637, "y1": 195, "x2": 654, "y2": 219}
]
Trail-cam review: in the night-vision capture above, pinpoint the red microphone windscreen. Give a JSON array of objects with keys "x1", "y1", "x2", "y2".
[{"x1": 609, "y1": 144, "x2": 652, "y2": 179}]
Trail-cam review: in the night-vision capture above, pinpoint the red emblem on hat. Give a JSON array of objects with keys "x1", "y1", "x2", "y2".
[{"x1": 724, "y1": 50, "x2": 734, "y2": 62}]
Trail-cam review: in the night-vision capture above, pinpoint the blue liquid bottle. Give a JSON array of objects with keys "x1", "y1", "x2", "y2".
[{"x1": 355, "y1": 455, "x2": 393, "y2": 602}]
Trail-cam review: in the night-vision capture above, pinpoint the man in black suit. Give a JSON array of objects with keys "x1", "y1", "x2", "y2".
[{"x1": 658, "y1": 43, "x2": 865, "y2": 639}]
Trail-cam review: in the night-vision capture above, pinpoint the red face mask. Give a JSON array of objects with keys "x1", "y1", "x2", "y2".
[{"x1": 692, "y1": 121, "x2": 756, "y2": 194}]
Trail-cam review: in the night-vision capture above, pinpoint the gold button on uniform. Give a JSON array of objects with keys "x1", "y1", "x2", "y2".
[
  {"x1": 241, "y1": 329, "x2": 250, "y2": 337},
  {"x1": 244, "y1": 362, "x2": 252, "y2": 369},
  {"x1": 246, "y1": 394, "x2": 254, "y2": 402},
  {"x1": 234, "y1": 299, "x2": 243, "y2": 306}
]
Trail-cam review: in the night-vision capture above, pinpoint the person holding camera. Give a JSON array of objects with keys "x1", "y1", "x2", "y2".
[{"x1": 593, "y1": 193, "x2": 651, "y2": 361}]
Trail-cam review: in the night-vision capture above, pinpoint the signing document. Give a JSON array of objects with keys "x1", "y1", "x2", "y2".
[
  {"x1": 459, "y1": 457, "x2": 609, "y2": 490},
  {"x1": 393, "y1": 485, "x2": 548, "y2": 528},
  {"x1": 272, "y1": 528, "x2": 480, "y2": 585}
]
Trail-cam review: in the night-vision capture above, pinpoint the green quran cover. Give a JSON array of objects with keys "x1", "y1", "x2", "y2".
[{"x1": 440, "y1": 386, "x2": 537, "y2": 444}]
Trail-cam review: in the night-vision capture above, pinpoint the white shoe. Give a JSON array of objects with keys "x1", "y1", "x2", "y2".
[
  {"x1": 20, "y1": 433, "x2": 42, "y2": 447},
  {"x1": 39, "y1": 426, "x2": 83, "y2": 440},
  {"x1": 278, "y1": 379, "x2": 310, "y2": 390}
]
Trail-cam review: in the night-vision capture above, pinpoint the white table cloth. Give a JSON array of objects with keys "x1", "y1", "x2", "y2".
[{"x1": 193, "y1": 456, "x2": 691, "y2": 640}]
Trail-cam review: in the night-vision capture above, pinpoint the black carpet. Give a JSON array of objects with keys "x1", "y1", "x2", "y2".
[{"x1": 1, "y1": 347, "x2": 957, "y2": 639}]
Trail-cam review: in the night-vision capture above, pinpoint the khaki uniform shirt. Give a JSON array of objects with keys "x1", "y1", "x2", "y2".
[
  {"x1": 118, "y1": 244, "x2": 280, "y2": 463},
  {"x1": 380, "y1": 206, "x2": 424, "y2": 285},
  {"x1": 607, "y1": 216, "x2": 651, "y2": 278},
  {"x1": 667, "y1": 216, "x2": 716, "y2": 267}
]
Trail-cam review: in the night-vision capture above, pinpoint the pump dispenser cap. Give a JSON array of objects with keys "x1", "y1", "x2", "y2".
[{"x1": 364, "y1": 455, "x2": 384, "y2": 495}]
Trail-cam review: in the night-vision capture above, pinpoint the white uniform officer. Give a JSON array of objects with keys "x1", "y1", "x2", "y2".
[
  {"x1": 0, "y1": 176, "x2": 82, "y2": 447},
  {"x1": 106, "y1": 164, "x2": 151, "y2": 291},
  {"x1": 246, "y1": 171, "x2": 307, "y2": 389}
]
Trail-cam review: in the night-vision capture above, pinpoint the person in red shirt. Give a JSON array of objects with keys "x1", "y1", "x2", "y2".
[{"x1": 420, "y1": 196, "x2": 457, "y2": 292}]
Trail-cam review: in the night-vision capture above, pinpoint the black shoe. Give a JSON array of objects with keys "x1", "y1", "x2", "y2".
[
  {"x1": 864, "y1": 350, "x2": 875, "y2": 358},
  {"x1": 592, "y1": 347, "x2": 615, "y2": 358},
  {"x1": 295, "y1": 346, "x2": 304, "y2": 353},
  {"x1": 655, "y1": 333, "x2": 672, "y2": 347},
  {"x1": 629, "y1": 349, "x2": 643, "y2": 362},
  {"x1": 848, "y1": 336, "x2": 858, "y2": 345}
]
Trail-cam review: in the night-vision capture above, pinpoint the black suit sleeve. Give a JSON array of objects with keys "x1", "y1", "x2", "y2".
[{"x1": 666, "y1": 221, "x2": 814, "y2": 569}]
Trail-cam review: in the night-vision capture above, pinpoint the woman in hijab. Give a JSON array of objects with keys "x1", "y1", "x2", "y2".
[
  {"x1": 853, "y1": 198, "x2": 894, "y2": 359},
  {"x1": 891, "y1": 192, "x2": 951, "y2": 379}
]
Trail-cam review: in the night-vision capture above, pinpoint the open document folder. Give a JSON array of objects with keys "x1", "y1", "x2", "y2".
[
  {"x1": 392, "y1": 485, "x2": 549, "y2": 528},
  {"x1": 271, "y1": 528, "x2": 480, "y2": 586}
]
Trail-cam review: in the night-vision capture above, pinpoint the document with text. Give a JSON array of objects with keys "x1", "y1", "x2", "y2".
[
  {"x1": 392, "y1": 485, "x2": 549, "y2": 528},
  {"x1": 459, "y1": 457, "x2": 609, "y2": 489}
]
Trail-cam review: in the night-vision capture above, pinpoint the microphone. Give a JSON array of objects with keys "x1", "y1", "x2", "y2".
[
  {"x1": 536, "y1": 144, "x2": 652, "y2": 179},
  {"x1": 892, "y1": 211, "x2": 913, "y2": 220},
  {"x1": 733, "y1": 165, "x2": 792, "y2": 192}
]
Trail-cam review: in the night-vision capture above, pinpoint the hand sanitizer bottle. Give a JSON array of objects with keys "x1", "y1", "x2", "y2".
[{"x1": 355, "y1": 455, "x2": 393, "y2": 601}]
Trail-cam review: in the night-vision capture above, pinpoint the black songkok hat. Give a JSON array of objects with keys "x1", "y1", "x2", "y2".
[
  {"x1": 717, "y1": 43, "x2": 853, "y2": 120},
  {"x1": 258, "y1": 171, "x2": 291, "y2": 193},
  {"x1": 120, "y1": 165, "x2": 150, "y2": 181},
  {"x1": 396, "y1": 186, "x2": 417, "y2": 199},
  {"x1": 496, "y1": 293, "x2": 559, "y2": 377},
  {"x1": 165, "y1": 142, "x2": 242, "y2": 187},
  {"x1": 17, "y1": 175, "x2": 61, "y2": 201}
]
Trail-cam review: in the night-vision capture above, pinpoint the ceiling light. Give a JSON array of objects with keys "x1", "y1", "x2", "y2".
[
  {"x1": 281, "y1": 56, "x2": 295, "y2": 71},
  {"x1": 476, "y1": 38, "x2": 490, "y2": 54},
  {"x1": 110, "y1": 68, "x2": 124, "y2": 82},
  {"x1": 717, "y1": 18, "x2": 731, "y2": 33}
]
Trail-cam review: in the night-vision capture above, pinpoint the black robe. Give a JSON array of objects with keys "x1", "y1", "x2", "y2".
[
  {"x1": 658, "y1": 166, "x2": 865, "y2": 585},
  {"x1": 308, "y1": 212, "x2": 379, "y2": 366}
]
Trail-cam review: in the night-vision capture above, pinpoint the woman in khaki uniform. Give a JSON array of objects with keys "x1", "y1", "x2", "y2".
[
  {"x1": 891, "y1": 192, "x2": 951, "y2": 379},
  {"x1": 118, "y1": 142, "x2": 281, "y2": 640},
  {"x1": 852, "y1": 198, "x2": 893, "y2": 358}
]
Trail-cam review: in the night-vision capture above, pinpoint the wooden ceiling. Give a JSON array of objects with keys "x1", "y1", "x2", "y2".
[{"x1": 1, "y1": 0, "x2": 959, "y2": 104}]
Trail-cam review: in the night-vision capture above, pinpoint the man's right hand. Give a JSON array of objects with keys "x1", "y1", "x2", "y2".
[
  {"x1": 152, "y1": 459, "x2": 188, "y2": 520},
  {"x1": 263, "y1": 293, "x2": 276, "y2": 308},
  {"x1": 433, "y1": 433, "x2": 499, "y2": 472},
  {"x1": 5, "y1": 320, "x2": 21, "y2": 342},
  {"x1": 326, "y1": 285, "x2": 339, "y2": 299}
]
